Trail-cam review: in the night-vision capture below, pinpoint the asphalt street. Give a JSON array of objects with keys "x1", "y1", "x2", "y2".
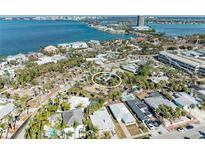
[{"x1": 151, "y1": 123, "x2": 205, "y2": 139}]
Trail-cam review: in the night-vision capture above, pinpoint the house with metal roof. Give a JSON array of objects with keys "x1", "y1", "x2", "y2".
[
  {"x1": 173, "y1": 92, "x2": 199, "y2": 108},
  {"x1": 126, "y1": 99, "x2": 150, "y2": 123},
  {"x1": 144, "y1": 92, "x2": 176, "y2": 110},
  {"x1": 90, "y1": 107, "x2": 115, "y2": 133},
  {"x1": 109, "y1": 103, "x2": 136, "y2": 125}
]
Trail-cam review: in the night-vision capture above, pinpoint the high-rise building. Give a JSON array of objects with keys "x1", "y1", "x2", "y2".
[{"x1": 137, "y1": 16, "x2": 144, "y2": 27}]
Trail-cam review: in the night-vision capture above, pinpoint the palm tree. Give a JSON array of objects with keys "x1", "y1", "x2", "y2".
[
  {"x1": 102, "y1": 131, "x2": 111, "y2": 139},
  {"x1": 65, "y1": 131, "x2": 74, "y2": 139},
  {"x1": 0, "y1": 122, "x2": 5, "y2": 139},
  {"x1": 5, "y1": 115, "x2": 13, "y2": 139},
  {"x1": 92, "y1": 126, "x2": 99, "y2": 139},
  {"x1": 24, "y1": 128, "x2": 31, "y2": 139}
]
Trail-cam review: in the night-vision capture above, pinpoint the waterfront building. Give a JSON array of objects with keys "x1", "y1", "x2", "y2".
[
  {"x1": 88, "y1": 40, "x2": 100, "y2": 46},
  {"x1": 36, "y1": 55, "x2": 66, "y2": 65},
  {"x1": 58, "y1": 41, "x2": 88, "y2": 49},
  {"x1": 43, "y1": 45, "x2": 59, "y2": 54},
  {"x1": 137, "y1": 16, "x2": 144, "y2": 27},
  {"x1": 6, "y1": 53, "x2": 28, "y2": 64}
]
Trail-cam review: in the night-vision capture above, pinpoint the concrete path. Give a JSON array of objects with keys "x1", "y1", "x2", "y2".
[{"x1": 118, "y1": 121, "x2": 131, "y2": 138}]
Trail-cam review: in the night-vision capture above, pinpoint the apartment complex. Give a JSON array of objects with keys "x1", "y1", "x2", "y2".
[{"x1": 158, "y1": 51, "x2": 205, "y2": 76}]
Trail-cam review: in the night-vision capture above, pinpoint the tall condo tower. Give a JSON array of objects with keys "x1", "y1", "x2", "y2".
[{"x1": 137, "y1": 16, "x2": 144, "y2": 27}]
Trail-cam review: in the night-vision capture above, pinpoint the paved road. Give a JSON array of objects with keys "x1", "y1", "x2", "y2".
[{"x1": 151, "y1": 123, "x2": 205, "y2": 139}]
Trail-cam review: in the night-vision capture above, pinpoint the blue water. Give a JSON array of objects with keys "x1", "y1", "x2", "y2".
[
  {"x1": 149, "y1": 23, "x2": 205, "y2": 37},
  {"x1": 0, "y1": 20, "x2": 133, "y2": 56}
]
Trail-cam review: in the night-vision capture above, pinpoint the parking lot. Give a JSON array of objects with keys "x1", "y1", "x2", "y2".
[{"x1": 150, "y1": 123, "x2": 205, "y2": 139}]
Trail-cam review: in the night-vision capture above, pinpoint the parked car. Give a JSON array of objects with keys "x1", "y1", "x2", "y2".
[
  {"x1": 177, "y1": 127, "x2": 184, "y2": 132},
  {"x1": 153, "y1": 120, "x2": 160, "y2": 127},
  {"x1": 147, "y1": 123, "x2": 155, "y2": 130},
  {"x1": 186, "y1": 125, "x2": 194, "y2": 130},
  {"x1": 144, "y1": 120, "x2": 155, "y2": 130},
  {"x1": 186, "y1": 115, "x2": 193, "y2": 120}
]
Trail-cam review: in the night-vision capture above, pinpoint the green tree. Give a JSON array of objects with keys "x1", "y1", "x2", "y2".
[{"x1": 102, "y1": 131, "x2": 111, "y2": 139}]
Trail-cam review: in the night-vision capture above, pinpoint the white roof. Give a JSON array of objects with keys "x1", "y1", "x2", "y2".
[
  {"x1": 160, "y1": 51, "x2": 200, "y2": 67},
  {"x1": 36, "y1": 55, "x2": 66, "y2": 65},
  {"x1": 174, "y1": 92, "x2": 198, "y2": 107},
  {"x1": 90, "y1": 107, "x2": 115, "y2": 131},
  {"x1": 160, "y1": 51, "x2": 205, "y2": 68},
  {"x1": 44, "y1": 45, "x2": 58, "y2": 51},
  {"x1": 109, "y1": 103, "x2": 135, "y2": 124},
  {"x1": 69, "y1": 96, "x2": 90, "y2": 109},
  {"x1": 0, "y1": 103, "x2": 15, "y2": 119},
  {"x1": 198, "y1": 90, "x2": 205, "y2": 95},
  {"x1": 150, "y1": 76, "x2": 168, "y2": 84},
  {"x1": 7, "y1": 54, "x2": 26, "y2": 61}
]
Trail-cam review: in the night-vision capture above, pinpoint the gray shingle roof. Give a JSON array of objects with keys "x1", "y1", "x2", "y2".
[{"x1": 62, "y1": 109, "x2": 84, "y2": 126}]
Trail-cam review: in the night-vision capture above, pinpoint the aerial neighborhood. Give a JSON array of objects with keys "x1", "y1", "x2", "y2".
[{"x1": 0, "y1": 16, "x2": 205, "y2": 139}]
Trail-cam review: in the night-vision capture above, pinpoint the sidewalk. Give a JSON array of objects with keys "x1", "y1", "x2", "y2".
[{"x1": 118, "y1": 121, "x2": 131, "y2": 138}]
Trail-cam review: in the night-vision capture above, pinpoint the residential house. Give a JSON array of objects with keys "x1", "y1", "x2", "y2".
[
  {"x1": 90, "y1": 107, "x2": 115, "y2": 134},
  {"x1": 173, "y1": 92, "x2": 199, "y2": 108},
  {"x1": 144, "y1": 92, "x2": 176, "y2": 110},
  {"x1": 126, "y1": 99, "x2": 150, "y2": 123},
  {"x1": 68, "y1": 96, "x2": 91, "y2": 109},
  {"x1": 109, "y1": 103, "x2": 136, "y2": 125}
]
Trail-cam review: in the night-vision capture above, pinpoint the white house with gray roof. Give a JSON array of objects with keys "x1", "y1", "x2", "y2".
[
  {"x1": 109, "y1": 103, "x2": 136, "y2": 125},
  {"x1": 90, "y1": 107, "x2": 115, "y2": 133}
]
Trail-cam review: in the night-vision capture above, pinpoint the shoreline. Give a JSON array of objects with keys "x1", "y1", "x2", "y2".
[
  {"x1": 0, "y1": 20, "x2": 135, "y2": 57},
  {"x1": 0, "y1": 20, "x2": 205, "y2": 57}
]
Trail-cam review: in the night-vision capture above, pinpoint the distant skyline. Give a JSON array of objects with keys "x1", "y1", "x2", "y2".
[{"x1": 0, "y1": 15, "x2": 205, "y2": 17}]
